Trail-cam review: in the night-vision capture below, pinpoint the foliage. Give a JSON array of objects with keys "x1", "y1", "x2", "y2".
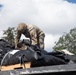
[
  {"x1": 1, "y1": 27, "x2": 16, "y2": 45},
  {"x1": 53, "y1": 27, "x2": 76, "y2": 53}
]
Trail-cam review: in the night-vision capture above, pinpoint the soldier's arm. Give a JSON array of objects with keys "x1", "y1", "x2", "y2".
[
  {"x1": 30, "y1": 29, "x2": 37, "y2": 45},
  {"x1": 15, "y1": 30, "x2": 21, "y2": 48}
]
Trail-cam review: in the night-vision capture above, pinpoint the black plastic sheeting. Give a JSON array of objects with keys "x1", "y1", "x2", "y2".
[
  {"x1": 0, "y1": 39, "x2": 76, "y2": 67},
  {"x1": 1, "y1": 48, "x2": 67, "y2": 66}
]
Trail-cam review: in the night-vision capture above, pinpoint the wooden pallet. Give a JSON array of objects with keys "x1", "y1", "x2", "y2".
[{"x1": 1, "y1": 62, "x2": 31, "y2": 71}]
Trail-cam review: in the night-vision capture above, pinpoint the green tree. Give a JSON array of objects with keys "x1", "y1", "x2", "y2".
[
  {"x1": 1, "y1": 27, "x2": 16, "y2": 45},
  {"x1": 53, "y1": 27, "x2": 76, "y2": 53}
]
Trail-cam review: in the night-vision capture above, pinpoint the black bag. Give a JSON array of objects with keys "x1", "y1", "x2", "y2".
[
  {"x1": 1, "y1": 49, "x2": 38, "y2": 66},
  {"x1": 0, "y1": 41, "x2": 69, "y2": 67},
  {"x1": 31, "y1": 53, "x2": 67, "y2": 67}
]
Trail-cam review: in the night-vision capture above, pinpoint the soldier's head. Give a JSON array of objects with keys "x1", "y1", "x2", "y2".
[{"x1": 17, "y1": 23, "x2": 27, "y2": 33}]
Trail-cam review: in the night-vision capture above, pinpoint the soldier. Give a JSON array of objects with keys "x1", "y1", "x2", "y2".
[{"x1": 15, "y1": 23, "x2": 45, "y2": 49}]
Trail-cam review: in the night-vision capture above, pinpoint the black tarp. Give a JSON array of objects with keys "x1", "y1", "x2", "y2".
[
  {"x1": 0, "y1": 39, "x2": 75, "y2": 68},
  {"x1": 1, "y1": 47, "x2": 67, "y2": 67}
]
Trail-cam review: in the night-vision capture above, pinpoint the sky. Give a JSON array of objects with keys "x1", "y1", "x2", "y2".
[
  {"x1": 66, "y1": 0, "x2": 76, "y2": 3},
  {"x1": 0, "y1": 0, "x2": 76, "y2": 52}
]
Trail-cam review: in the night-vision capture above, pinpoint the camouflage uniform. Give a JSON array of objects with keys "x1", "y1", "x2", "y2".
[{"x1": 15, "y1": 23, "x2": 45, "y2": 49}]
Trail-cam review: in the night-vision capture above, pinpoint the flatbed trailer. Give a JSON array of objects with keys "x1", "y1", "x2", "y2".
[{"x1": 0, "y1": 63, "x2": 76, "y2": 75}]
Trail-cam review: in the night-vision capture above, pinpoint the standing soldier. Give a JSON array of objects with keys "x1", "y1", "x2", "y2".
[{"x1": 15, "y1": 23, "x2": 45, "y2": 49}]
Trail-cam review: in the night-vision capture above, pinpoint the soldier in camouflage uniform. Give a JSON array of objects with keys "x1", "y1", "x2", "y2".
[{"x1": 15, "y1": 23, "x2": 45, "y2": 49}]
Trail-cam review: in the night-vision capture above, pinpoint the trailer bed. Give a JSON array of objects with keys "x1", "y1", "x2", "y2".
[{"x1": 0, "y1": 63, "x2": 76, "y2": 75}]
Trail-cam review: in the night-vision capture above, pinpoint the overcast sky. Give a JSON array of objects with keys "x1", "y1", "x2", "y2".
[{"x1": 0, "y1": 0, "x2": 76, "y2": 52}]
